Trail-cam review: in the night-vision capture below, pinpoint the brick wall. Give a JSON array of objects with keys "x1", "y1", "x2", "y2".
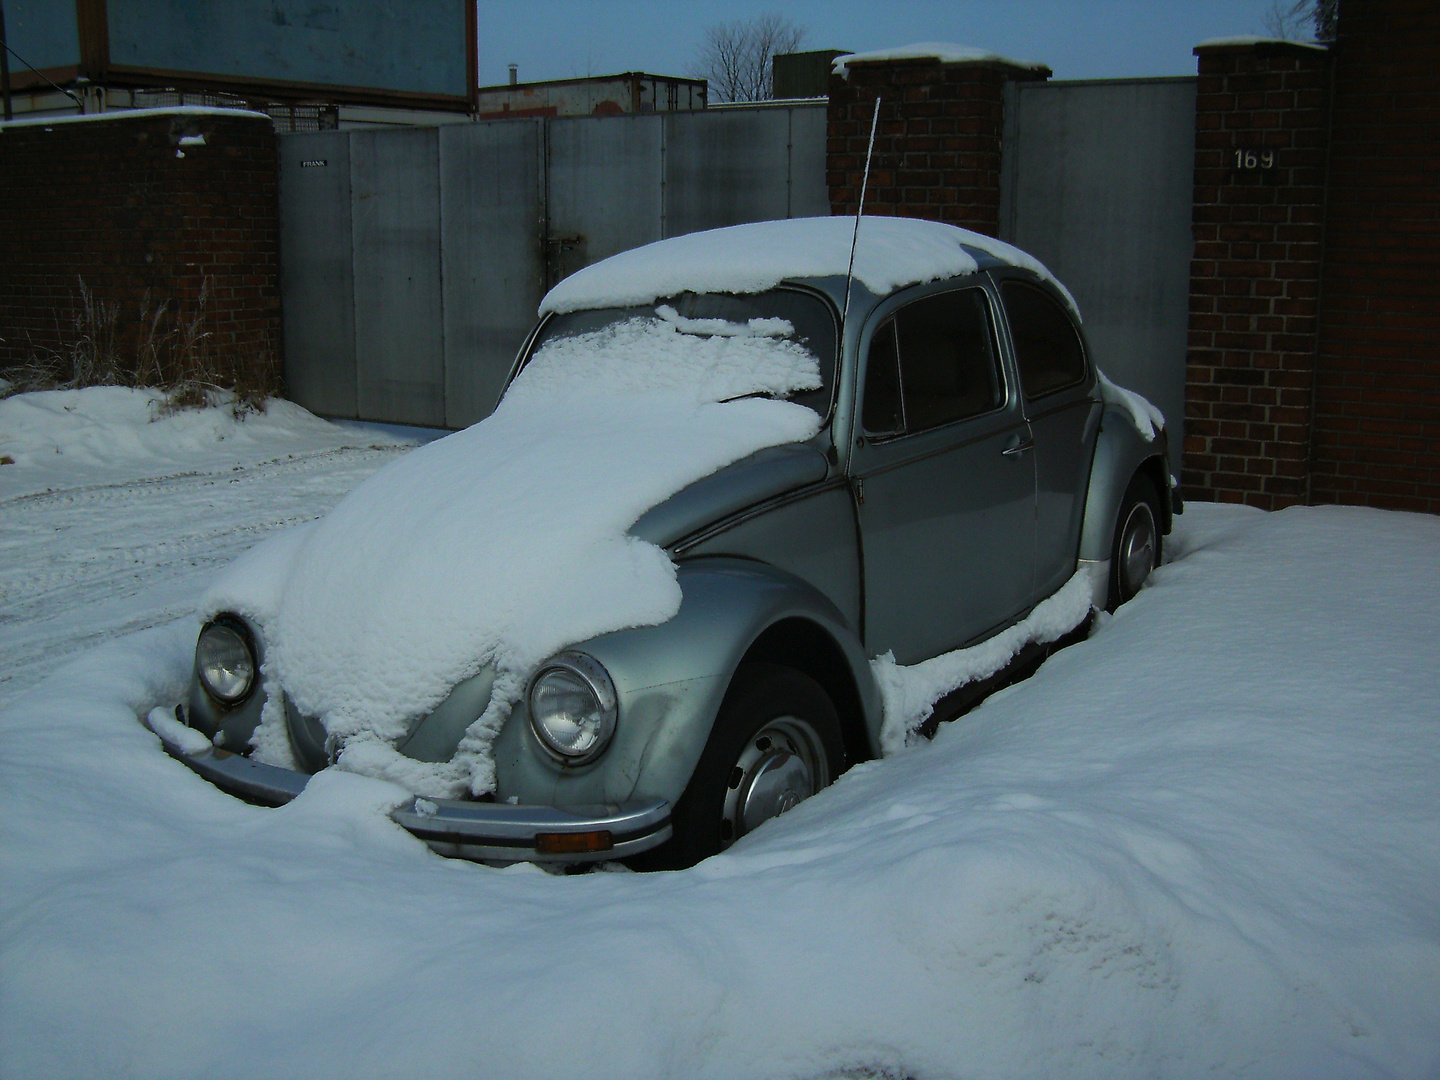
[
  {"x1": 1312, "y1": 0, "x2": 1440, "y2": 513},
  {"x1": 0, "y1": 109, "x2": 282, "y2": 399},
  {"x1": 828, "y1": 56, "x2": 1049, "y2": 235},
  {"x1": 1183, "y1": 41, "x2": 1331, "y2": 509}
]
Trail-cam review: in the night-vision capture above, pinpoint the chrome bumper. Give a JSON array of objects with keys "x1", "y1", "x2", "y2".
[{"x1": 149, "y1": 708, "x2": 671, "y2": 863}]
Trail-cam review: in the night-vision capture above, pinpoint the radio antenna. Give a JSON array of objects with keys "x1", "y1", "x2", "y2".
[{"x1": 842, "y1": 95, "x2": 881, "y2": 324}]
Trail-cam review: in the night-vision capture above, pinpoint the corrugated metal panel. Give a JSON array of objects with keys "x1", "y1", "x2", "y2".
[
  {"x1": 440, "y1": 121, "x2": 544, "y2": 428},
  {"x1": 545, "y1": 114, "x2": 663, "y2": 287},
  {"x1": 663, "y1": 108, "x2": 793, "y2": 236},
  {"x1": 279, "y1": 105, "x2": 838, "y2": 427},
  {"x1": 787, "y1": 105, "x2": 831, "y2": 217},
  {"x1": 1001, "y1": 78, "x2": 1197, "y2": 467},
  {"x1": 351, "y1": 126, "x2": 445, "y2": 427},
  {"x1": 278, "y1": 131, "x2": 356, "y2": 418}
]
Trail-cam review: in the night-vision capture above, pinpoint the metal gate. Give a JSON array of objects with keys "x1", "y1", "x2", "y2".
[
  {"x1": 1000, "y1": 77, "x2": 1197, "y2": 467},
  {"x1": 278, "y1": 104, "x2": 828, "y2": 430}
]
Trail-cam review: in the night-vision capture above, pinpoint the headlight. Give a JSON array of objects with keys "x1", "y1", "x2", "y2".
[
  {"x1": 196, "y1": 618, "x2": 257, "y2": 704},
  {"x1": 527, "y1": 652, "x2": 617, "y2": 764}
]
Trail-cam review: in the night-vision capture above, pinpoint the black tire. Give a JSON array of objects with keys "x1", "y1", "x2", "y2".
[
  {"x1": 1108, "y1": 473, "x2": 1162, "y2": 611},
  {"x1": 635, "y1": 663, "x2": 845, "y2": 871}
]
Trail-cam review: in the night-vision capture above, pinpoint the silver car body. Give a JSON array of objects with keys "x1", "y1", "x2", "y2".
[{"x1": 161, "y1": 227, "x2": 1175, "y2": 863}]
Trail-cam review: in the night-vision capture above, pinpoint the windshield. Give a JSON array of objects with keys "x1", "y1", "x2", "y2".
[{"x1": 514, "y1": 288, "x2": 838, "y2": 417}]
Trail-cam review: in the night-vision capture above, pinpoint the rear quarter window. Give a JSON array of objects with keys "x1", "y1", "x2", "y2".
[{"x1": 1000, "y1": 281, "x2": 1087, "y2": 400}]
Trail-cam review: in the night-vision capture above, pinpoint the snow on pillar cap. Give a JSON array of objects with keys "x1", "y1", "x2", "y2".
[{"x1": 832, "y1": 43, "x2": 1051, "y2": 80}]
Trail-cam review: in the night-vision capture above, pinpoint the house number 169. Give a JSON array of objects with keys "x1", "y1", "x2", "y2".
[{"x1": 1233, "y1": 149, "x2": 1276, "y2": 170}]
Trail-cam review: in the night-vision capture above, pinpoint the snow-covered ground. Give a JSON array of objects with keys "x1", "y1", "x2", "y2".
[
  {"x1": 2, "y1": 390, "x2": 1438, "y2": 1080},
  {"x1": 0, "y1": 388, "x2": 413, "y2": 708}
]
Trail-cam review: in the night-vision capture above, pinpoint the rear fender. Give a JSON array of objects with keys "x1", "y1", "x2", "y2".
[{"x1": 1078, "y1": 406, "x2": 1172, "y2": 599}]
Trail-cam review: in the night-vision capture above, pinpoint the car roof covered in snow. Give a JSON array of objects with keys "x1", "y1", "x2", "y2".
[{"x1": 538, "y1": 216, "x2": 1078, "y2": 318}]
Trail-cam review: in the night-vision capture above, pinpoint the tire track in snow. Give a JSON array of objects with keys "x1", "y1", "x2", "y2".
[{"x1": 0, "y1": 444, "x2": 411, "y2": 708}]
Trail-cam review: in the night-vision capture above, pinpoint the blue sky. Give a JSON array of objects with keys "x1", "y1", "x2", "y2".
[{"x1": 476, "y1": 0, "x2": 1286, "y2": 87}]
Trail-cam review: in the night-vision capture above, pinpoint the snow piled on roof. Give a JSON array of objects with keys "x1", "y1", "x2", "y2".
[
  {"x1": 540, "y1": 216, "x2": 1077, "y2": 317},
  {"x1": 202, "y1": 321, "x2": 823, "y2": 796},
  {"x1": 833, "y1": 43, "x2": 1047, "y2": 77}
]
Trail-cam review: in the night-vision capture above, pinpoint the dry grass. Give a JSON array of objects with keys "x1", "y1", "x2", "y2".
[{"x1": 2, "y1": 277, "x2": 279, "y2": 415}]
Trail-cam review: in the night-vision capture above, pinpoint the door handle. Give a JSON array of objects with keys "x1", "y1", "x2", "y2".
[{"x1": 1001, "y1": 438, "x2": 1035, "y2": 457}]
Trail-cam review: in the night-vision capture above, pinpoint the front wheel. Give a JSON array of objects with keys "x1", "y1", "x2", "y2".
[
  {"x1": 1108, "y1": 473, "x2": 1162, "y2": 610},
  {"x1": 639, "y1": 663, "x2": 845, "y2": 870}
]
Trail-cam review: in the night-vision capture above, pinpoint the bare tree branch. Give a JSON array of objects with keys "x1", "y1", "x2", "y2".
[
  {"x1": 1263, "y1": 0, "x2": 1338, "y2": 42},
  {"x1": 696, "y1": 14, "x2": 806, "y2": 103}
]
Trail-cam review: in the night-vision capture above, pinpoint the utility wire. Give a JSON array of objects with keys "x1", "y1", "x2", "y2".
[{"x1": 0, "y1": 39, "x2": 85, "y2": 114}]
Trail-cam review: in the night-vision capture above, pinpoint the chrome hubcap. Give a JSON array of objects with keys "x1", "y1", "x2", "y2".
[
  {"x1": 1119, "y1": 501, "x2": 1157, "y2": 597},
  {"x1": 720, "y1": 717, "x2": 827, "y2": 847}
]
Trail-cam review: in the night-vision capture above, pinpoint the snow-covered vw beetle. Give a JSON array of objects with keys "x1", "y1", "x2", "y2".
[{"x1": 152, "y1": 217, "x2": 1177, "y2": 869}]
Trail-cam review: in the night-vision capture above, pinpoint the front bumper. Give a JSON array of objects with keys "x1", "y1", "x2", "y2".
[{"x1": 149, "y1": 708, "x2": 671, "y2": 863}]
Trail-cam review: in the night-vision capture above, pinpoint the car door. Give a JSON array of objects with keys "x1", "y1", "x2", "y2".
[
  {"x1": 997, "y1": 279, "x2": 1102, "y2": 600},
  {"x1": 850, "y1": 283, "x2": 1037, "y2": 665}
]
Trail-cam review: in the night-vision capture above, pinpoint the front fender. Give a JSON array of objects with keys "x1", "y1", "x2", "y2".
[{"x1": 490, "y1": 556, "x2": 878, "y2": 809}]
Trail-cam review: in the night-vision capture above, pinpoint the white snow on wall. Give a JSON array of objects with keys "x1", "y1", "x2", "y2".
[
  {"x1": 833, "y1": 42, "x2": 1047, "y2": 77},
  {"x1": 1196, "y1": 35, "x2": 1329, "y2": 50},
  {"x1": 0, "y1": 105, "x2": 271, "y2": 129}
]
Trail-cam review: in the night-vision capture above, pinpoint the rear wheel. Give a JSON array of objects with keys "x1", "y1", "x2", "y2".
[
  {"x1": 1108, "y1": 473, "x2": 1162, "y2": 610},
  {"x1": 638, "y1": 663, "x2": 844, "y2": 870}
]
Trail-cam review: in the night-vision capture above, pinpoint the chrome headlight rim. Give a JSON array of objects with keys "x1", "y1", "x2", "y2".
[
  {"x1": 526, "y1": 651, "x2": 618, "y2": 766},
  {"x1": 195, "y1": 615, "x2": 258, "y2": 706}
]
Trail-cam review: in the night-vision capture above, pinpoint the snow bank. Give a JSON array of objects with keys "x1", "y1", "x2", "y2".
[
  {"x1": 5, "y1": 503, "x2": 1440, "y2": 1079},
  {"x1": 833, "y1": 42, "x2": 1048, "y2": 77},
  {"x1": 539, "y1": 217, "x2": 1078, "y2": 318},
  {"x1": 0, "y1": 386, "x2": 408, "y2": 497},
  {"x1": 202, "y1": 318, "x2": 824, "y2": 796}
]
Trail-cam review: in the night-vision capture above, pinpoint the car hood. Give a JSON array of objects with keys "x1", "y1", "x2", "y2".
[{"x1": 200, "y1": 389, "x2": 823, "y2": 798}]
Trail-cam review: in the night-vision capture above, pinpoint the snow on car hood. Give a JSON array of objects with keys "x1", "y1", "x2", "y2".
[
  {"x1": 540, "y1": 216, "x2": 1078, "y2": 318},
  {"x1": 202, "y1": 311, "x2": 823, "y2": 797}
]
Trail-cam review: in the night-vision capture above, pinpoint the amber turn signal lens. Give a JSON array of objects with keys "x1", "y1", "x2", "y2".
[{"x1": 534, "y1": 830, "x2": 613, "y2": 854}]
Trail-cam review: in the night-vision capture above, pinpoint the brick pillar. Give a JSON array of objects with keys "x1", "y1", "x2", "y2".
[
  {"x1": 1183, "y1": 40, "x2": 1331, "y2": 509},
  {"x1": 0, "y1": 109, "x2": 282, "y2": 400},
  {"x1": 1312, "y1": 0, "x2": 1440, "y2": 513},
  {"x1": 827, "y1": 52, "x2": 1050, "y2": 235}
]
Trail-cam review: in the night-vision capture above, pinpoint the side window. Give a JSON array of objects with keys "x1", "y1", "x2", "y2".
[
  {"x1": 862, "y1": 288, "x2": 1003, "y2": 437},
  {"x1": 1001, "y1": 281, "x2": 1087, "y2": 399}
]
